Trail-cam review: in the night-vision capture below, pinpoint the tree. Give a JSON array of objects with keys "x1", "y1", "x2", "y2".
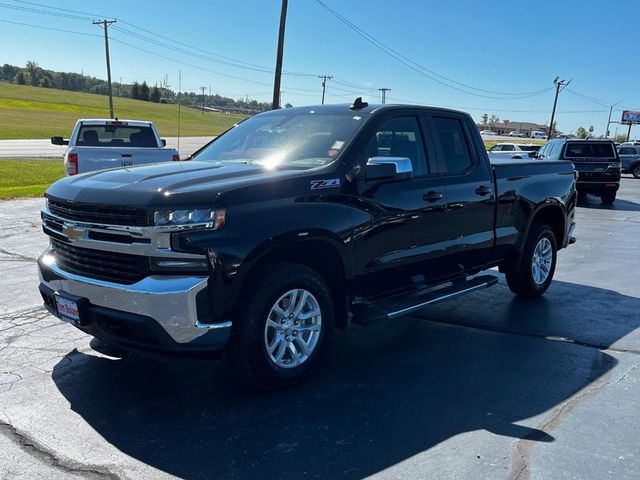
[
  {"x1": 131, "y1": 82, "x2": 140, "y2": 100},
  {"x1": 25, "y1": 61, "x2": 40, "y2": 86},
  {"x1": 284, "y1": 103, "x2": 293, "y2": 108},
  {"x1": 613, "y1": 134, "x2": 628, "y2": 143},
  {"x1": 489, "y1": 114, "x2": 500, "y2": 124},
  {"x1": 575, "y1": 127, "x2": 588, "y2": 139},
  {"x1": 39, "y1": 77, "x2": 50, "y2": 88},
  {"x1": 13, "y1": 71, "x2": 26, "y2": 85},
  {"x1": 150, "y1": 85, "x2": 161, "y2": 103},
  {"x1": 481, "y1": 113, "x2": 488, "y2": 125},
  {"x1": 140, "y1": 81, "x2": 150, "y2": 101},
  {"x1": 588, "y1": 126, "x2": 594, "y2": 138}
]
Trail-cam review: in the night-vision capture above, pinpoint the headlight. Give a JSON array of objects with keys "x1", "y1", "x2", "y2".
[{"x1": 153, "y1": 207, "x2": 226, "y2": 229}]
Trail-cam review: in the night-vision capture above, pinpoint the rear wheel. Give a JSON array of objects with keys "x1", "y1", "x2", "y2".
[
  {"x1": 632, "y1": 164, "x2": 640, "y2": 179},
  {"x1": 506, "y1": 224, "x2": 557, "y2": 298},
  {"x1": 601, "y1": 191, "x2": 616, "y2": 204},
  {"x1": 228, "y1": 263, "x2": 333, "y2": 389}
]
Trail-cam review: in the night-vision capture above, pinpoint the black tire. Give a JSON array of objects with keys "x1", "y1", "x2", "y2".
[
  {"x1": 577, "y1": 190, "x2": 587, "y2": 200},
  {"x1": 632, "y1": 164, "x2": 640, "y2": 179},
  {"x1": 228, "y1": 263, "x2": 333, "y2": 389},
  {"x1": 601, "y1": 191, "x2": 616, "y2": 204},
  {"x1": 505, "y1": 224, "x2": 557, "y2": 298}
]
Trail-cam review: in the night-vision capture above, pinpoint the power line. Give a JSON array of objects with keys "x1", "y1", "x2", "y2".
[
  {"x1": 314, "y1": 0, "x2": 554, "y2": 100},
  {"x1": 0, "y1": 18, "x2": 100, "y2": 37}
]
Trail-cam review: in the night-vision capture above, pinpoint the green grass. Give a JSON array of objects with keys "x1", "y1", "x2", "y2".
[
  {"x1": 0, "y1": 83, "x2": 246, "y2": 139},
  {"x1": 0, "y1": 159, "x2": 63, "y2": 199}
]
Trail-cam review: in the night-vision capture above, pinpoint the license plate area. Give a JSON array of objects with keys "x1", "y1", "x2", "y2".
[{"x1": 54, "y1": 292, "x2": 87, "y2": 326}]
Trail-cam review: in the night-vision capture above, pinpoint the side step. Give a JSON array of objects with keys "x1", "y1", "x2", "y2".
[{"x1": 352, "y1": 275, "x2": 499, "y2": 325}]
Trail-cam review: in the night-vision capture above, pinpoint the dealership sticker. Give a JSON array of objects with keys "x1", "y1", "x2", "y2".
[{"x1": 310, "y1": 178, "x2": 341, "y2": 190}]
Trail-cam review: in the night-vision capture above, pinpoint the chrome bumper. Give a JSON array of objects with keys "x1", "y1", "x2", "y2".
[{"x1": 38, "y1": 249, "x2": 231, "y2": 345}]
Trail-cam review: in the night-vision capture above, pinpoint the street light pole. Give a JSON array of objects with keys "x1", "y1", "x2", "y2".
[{"x1": 272, "y1": 0, "x2": 288, "y2": 110}]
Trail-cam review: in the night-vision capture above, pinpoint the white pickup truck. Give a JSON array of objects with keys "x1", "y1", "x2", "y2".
[{"x1": 51, "y1": 119, "x2": 179, "y2": 176}]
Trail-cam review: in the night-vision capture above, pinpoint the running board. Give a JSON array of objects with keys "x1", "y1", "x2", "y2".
[{"x1": 352, "y1": 275, "x2": 499, "y2": 325}]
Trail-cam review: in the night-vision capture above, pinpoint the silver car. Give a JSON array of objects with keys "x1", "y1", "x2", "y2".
[{"x1": 618, "y1": 145, "x2": 640, "y2": 178}]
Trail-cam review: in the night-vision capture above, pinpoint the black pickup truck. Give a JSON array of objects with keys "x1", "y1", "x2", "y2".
[{"x1": 38, "y1": 99, "x2": 577, "y2": 388}]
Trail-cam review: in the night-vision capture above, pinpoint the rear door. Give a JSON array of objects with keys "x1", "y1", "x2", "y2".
[{"x1": 425, "y1": 113, "x2": 496, "y2": 273}]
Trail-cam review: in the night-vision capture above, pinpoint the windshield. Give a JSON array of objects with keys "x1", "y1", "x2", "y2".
[{"x1": 193, "y1": 111, "x2": 365, "y2": 169}]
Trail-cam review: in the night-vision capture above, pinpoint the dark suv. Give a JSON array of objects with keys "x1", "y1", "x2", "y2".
[{"x1": 537, "y1": 139, "x2": 621, "y2": 204}]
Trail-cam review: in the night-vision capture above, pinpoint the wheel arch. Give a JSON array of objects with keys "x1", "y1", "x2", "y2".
[{"x1": 238, "y1": 232, "x2": 352, "y2": 330}]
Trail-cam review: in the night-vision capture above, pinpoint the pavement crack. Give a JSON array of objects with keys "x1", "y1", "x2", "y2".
[
  {"x1": 505, "y1": 362, "x2": 639, "y2": 480},
  {"x1": 0, "y1": 419, "x2": 120, "y2": 479}
]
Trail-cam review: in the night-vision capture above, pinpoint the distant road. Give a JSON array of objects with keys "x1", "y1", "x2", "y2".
[{"x1": 0, "y1": 136, "x2": 214, "y2": 159}]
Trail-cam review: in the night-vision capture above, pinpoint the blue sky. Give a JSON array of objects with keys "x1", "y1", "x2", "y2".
[{"x1": 1, "y1": 0, "x2": 639, "y2": 135}]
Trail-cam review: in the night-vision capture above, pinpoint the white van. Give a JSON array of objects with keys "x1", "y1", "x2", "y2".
[{"x1": 530, "y1": 131, "x2": 548, "y2": 139}]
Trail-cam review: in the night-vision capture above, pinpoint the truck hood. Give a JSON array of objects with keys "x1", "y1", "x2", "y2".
[{"x1": 45, "y1": 160, "x2": 309, "y2": 208}]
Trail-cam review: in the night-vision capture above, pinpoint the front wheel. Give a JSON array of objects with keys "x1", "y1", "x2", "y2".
[
  {"x1": 228, "y1": 263, "x2": 333, "y2": 389},
  {"x1": 506, "y1": 224, "x2": 557, "y2": 298},
  {"x1": 632, "y1": 164, "x2": 640, "y2": 179},
  {"x1": 601, "y1": 191, "x2": 616, "y2": 204}
]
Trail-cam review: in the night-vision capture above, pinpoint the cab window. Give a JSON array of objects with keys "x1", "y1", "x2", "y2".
[{"x1": 364, "y1": 116, "x2": 429, "y2": 176}]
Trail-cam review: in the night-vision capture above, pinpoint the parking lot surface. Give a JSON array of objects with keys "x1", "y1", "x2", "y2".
[{"x1": 0, "y1": 179, "x2": 639, "y2": 479}]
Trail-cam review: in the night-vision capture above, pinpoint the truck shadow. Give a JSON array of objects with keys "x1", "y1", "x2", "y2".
[
  {"x1": 577, "y1": 195, "x2": 640, "y2": 211},
  {"x1": 51, "y1": 280, "x2": 638, "y2": 480}
]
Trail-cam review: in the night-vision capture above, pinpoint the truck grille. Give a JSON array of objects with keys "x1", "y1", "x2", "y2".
[
  {"x1": 50, "y1": 239, "x2": 149, "y2": 284},
  {"x1": 47, "y1": 198, "x2": 148, "y2": 226}
]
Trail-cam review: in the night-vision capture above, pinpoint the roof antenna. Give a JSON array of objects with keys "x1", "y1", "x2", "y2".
[{"x1": 350, "y1": 97, "x2": 368, "y2": 110}]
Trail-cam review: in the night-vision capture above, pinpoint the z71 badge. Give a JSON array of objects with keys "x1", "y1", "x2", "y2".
[{"x1": 310, "y1": 178, "x2": 340, "y2": 190}]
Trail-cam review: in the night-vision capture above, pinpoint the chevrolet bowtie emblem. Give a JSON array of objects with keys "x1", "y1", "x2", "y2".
[{"x1": 62, "y1": 224, "x2": 86, "y2": 241}]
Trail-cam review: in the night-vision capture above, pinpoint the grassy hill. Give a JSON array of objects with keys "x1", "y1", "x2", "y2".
[{"x1": 0, "y1": 83, "x2": 246, "y2": 139}]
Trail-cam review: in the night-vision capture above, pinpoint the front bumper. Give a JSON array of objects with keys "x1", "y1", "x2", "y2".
[{"x1": 37, "y1": 249, "x2": 231, "y2": 352}]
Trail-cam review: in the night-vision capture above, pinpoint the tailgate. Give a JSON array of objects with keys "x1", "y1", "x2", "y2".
[{"x1": 76, "y1": 147, "x2": 174, "y2": 173}]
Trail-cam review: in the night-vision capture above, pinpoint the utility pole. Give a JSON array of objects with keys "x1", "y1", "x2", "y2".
[
  {"x1": 318, "y1": 75, "x2": 332, "y2": 104},
  {"x1": 547, "y1": 77, "x2": 570, "y2": 140},
  {"x1": 272, "y1": 0, "x2": 288, "y2": 109},
  {"x1": 379, "y1": 87, "x2": 391, "y2": 104},
  {"x1": 200, "y1": 86, "x2": 207, "y2": 114},
  {"x1": 605, "y1": 102, "x2": 621, "y2": 138},
  {"x1": 93, "y1": 19, "x2": 116, "y2": 118}
]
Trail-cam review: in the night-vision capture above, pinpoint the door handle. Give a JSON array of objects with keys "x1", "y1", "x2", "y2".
[
  {"x1": 475, "y1": 185, "x2": 492, "y2": 196},
  {"x1": 423, "y1": 191, "x2": 444, "y2": 202},
  {"x1": 121, "y1": 154, "x2": 132, "y2": 157}
]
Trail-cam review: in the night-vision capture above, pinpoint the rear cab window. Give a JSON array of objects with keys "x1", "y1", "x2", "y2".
[
  {"x1": 76, "y1": 124, "x2": 158, "y2": 147},
  {"x1": 430, "y1": 116, "x2": 474, "y2": 174},
  {"x1": 563, "y1": 143, "x2": 616, "y2": 159}
]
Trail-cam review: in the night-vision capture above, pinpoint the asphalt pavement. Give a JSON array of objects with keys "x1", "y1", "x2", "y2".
[
  {"x1": 0, "y1": 136, "x2": 214, "y2": 159},
  {"x1": 0, "y1": 179, "x2": 639, "y2": 479}
]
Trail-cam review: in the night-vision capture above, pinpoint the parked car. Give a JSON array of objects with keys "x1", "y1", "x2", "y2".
[
  {"x1": 508, "y1": 131, "x2": 525, "y2": 137},
  {"x1": 38, "y1": 100, "x2": 577, "y2": 388},
  {"x1": 487, "y1": 143, "x2": 541, "y2": 159},
  {"x1": 530, "y1": 131, "x2": 548, "y2": 139},
  {"x1": 480, "y1": 130, "x2": 498, "y2": 136},
  {"x1": 538, "y1": 138, "x2": 620, "y2": 203},
  {"x1": 618, "y1": 145, "x2": 640, "y2": 178},
  {"x1": 51, "y1": 119, "x2": 180, "y2": 175}
]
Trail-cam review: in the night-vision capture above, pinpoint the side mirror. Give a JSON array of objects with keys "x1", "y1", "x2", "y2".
[
  {"x1": 51, "y1": 136, "x2": 68, "y2": 146},
  {"x1": 365, "y1": 156, "x2": 413, "y2": 181},
  {"x1": 161, "y1": 139, "x2": 167, "y2": 147}
]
